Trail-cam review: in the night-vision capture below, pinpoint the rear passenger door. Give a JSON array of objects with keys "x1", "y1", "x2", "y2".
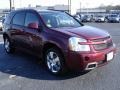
[
  {"x1": 11, "y1": 11, "x2": 26, "y2": 48},
  {"x1": 24, "y1": 12, "x2": 43, "y2": 54}
]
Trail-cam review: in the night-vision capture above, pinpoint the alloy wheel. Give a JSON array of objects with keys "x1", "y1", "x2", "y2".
[
  {"x1": 46, "y1": 51, "x2": 61, "y2": 73},
  {"x1": 4, "y1": 38, "x2": 10, "y2": 52}
]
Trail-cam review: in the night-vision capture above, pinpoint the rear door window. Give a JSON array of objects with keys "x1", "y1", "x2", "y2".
[{"x1": 12, "y1": 12, "x2": 25, "y2": 26}]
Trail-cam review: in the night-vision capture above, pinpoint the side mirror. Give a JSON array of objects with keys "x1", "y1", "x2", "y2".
[{"x1": 28, "y1": 22, "x2": 39, "y2": 29}]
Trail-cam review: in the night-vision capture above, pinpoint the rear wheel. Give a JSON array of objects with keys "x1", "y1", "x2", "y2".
[
  {"x1": 4, "y1": 37, "x2": 15, "y2": 53},
  {"x1": 45, "y1": 48, "x2": 66, "y2": 75}
]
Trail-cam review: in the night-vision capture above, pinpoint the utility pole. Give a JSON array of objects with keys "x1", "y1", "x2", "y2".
[
  {"x1": 69, "y1": 0, "x2": 71, "y2": 14},
  {"x1": 80, "y1": 2, "x2": 81, "y2": 13},
  {"x1": 68, "y1": 0, "x2": 71, "y2": 14},
  {"x1": 12, "y1": 0, "x2": 14, "y2": 8},
  {"x1": 9, "y1": 0, "x2": 12, "y2": 11},
  {"x1": 19, "y1": 0, "x2": 22, "y2": 8},
  {"x1": 68, "y1": 0, "x2": 69, "y2": 13}
]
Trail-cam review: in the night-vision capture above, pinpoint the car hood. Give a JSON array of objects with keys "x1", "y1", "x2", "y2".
[{"x1": 53, "y1": 26, "x2": 110, "y2": 40}]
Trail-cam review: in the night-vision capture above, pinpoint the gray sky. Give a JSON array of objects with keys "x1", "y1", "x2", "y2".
[{"x1": 0, "y1": 0, "x2": 120, "y2": 14}]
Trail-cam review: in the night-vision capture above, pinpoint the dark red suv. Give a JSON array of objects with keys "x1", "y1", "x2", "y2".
[{"x1": 3, "y1": 9, "x2": 116, "y2": 75}]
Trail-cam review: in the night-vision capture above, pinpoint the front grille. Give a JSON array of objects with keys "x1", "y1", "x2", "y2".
[
  {"x1": 92, "y1": 36, "x2": 110, "y2": 42},
  {"x1": 92, "y1": 37, "x2": 113, "y2": 51}
]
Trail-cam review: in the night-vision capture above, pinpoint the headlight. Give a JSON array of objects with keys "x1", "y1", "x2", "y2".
[{"x1": 69, "y1": 37, "x2": 90, "y2": 51}]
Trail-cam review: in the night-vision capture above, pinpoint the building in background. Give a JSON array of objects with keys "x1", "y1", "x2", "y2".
[
  {"x1": 0, "y1": 9, "x2": 10, "y2": 17},
  {"x1": 1, "y1": 5, "x2": 120, "y2": 17},
  {"x1": 23, "y1": 5, "x2": 69, "y2": 12},
  {"x1": 77, "y1": 8, "x2": 107, "y2": 15},
  {"x1": 0, "y1": 4, "x2": 69, "y2": 17},
  {"x1": 109, "y1": 10, "x2": 120, "y2": 14}
]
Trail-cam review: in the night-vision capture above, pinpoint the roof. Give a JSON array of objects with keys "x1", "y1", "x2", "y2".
[{"x1": 13, "y1": 9, "x2": 62, "y2": 13}]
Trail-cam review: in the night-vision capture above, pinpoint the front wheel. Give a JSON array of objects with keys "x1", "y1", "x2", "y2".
[{"x1": 45, "y1": 48, "x2": 66, "y2": 75}]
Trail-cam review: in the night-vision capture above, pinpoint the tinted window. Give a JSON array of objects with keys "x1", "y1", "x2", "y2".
[
  {"x1": 4, "y1": 12, "x2": 15, "y2": 24},
  {"x1": 12, "y1": 12, "x2": 25, "y2": 26},
  {"x1": 25, "y1": 13, "x2": 39, "y2": 26}
]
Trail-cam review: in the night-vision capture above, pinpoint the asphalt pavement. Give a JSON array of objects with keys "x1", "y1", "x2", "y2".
[{"x1": 0, "y1": 23, "x2": 120, "y2": 90}]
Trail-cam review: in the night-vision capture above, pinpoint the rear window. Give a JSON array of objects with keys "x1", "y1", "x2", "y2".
[{"x1": 12, "y1": 12, "x2": 25, "y2": 26}]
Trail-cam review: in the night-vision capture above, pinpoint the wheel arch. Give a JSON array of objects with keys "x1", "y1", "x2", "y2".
[{"x1": 42, "y1": 42, "x2": 66, "y2": 62}]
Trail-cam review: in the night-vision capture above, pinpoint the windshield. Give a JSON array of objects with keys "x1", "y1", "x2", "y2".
[{"x1": 39, "y1": 12, "x2": 82, "y2": 28}]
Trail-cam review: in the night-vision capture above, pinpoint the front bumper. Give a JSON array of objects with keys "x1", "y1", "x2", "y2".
[{"x1": 66, "y1": 46, "x2": 116, "y2": 71}]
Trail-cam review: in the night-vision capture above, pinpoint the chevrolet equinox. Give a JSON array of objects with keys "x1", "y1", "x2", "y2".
[{"x1": 3, "y1": 9, "x2": 116, "y2": 75}]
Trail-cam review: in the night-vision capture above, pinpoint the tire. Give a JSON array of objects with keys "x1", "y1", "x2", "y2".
[
  {"x1": 4, "y1": 36, "x2": 15, "y2": 54},
  {"x1": 44, "y1": 48, "x2": 67, "y2": 75}
]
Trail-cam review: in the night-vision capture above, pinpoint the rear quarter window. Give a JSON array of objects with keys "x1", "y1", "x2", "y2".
[{"x1": 4, "y1": 12, "x2": 15, "y2": 24}]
